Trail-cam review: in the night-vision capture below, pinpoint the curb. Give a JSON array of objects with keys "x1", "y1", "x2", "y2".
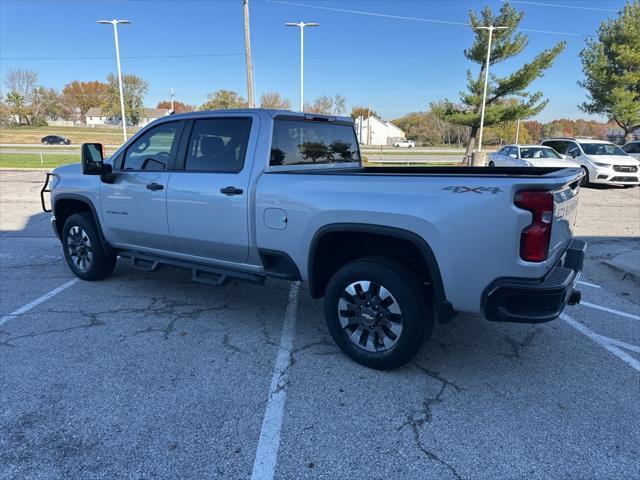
[{"x1": 601, "y1": 259, "x2": 640, "y2": 284}]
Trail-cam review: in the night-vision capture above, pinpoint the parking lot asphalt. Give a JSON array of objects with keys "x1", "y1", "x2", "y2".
[{"x1": 1, "y1": 170, "x2": 639, "y2": 480}]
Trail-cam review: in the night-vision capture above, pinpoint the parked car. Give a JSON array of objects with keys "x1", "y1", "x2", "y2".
[
  {"x1": 541, "y1": 138, "x2": 639, "y2": 187},
  {"x1": 393, "y1": 139, "x2": 415, "y2": 148},
  {"x1": 42, "y1": 109, "x2": 585, "y2": 370},
  {"x1": 487, "y1": 144, "x2": 580, "y2": 168},
  {"x1": 41, "y1": 135, "x2": 71, "y2": 145},
  {"x1": 621, "y1": 141, "x2": 640, "y2": 161}
]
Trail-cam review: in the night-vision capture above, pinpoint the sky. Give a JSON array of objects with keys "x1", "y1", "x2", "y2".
[{"x1": 0, "y1": 0, "x2": 629, "y2": 122}]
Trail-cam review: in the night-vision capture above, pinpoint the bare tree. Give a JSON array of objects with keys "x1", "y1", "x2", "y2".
[
  {"x1": 4, "y1": 69, "x2": 38, "y2": 98},
  {"x1": 260, "y1": 92, "x2": 291, "y2": 110}
]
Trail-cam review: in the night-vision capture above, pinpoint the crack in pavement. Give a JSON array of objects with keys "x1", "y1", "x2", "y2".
[
  {"x1": 398, "y1": 362, "x2": 463, "y2": 480},
  {"x1": 501, "y1": 328, "x2": 541, "y2": 360}
]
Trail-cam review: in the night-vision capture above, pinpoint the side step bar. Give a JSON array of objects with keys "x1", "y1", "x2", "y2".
[{"x1": 119, "y1": 252, "x2": 265, "y2": 286}]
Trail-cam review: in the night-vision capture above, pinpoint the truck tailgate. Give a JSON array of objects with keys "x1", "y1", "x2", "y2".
[{"x1": 549, "y1": 176, "x2": 581, "y2": 261}]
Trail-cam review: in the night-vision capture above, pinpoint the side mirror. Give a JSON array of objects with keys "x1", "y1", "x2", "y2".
[
  {"x1": 81, "y1": 143, "x2": 104, "y2": 175},
  {"x1": 560, "y1": 154, "x2": 568, "y2": 160}
]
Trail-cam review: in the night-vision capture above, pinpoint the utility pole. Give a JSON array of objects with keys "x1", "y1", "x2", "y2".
[
  {"x1": 98, "y1": 19, "x2": 131, "y2": 143},
  {"x1": 286, "y1": 21, "x2": 319, "y2": 111},
  {"x1": 367, "y1": 102, "x2": 372, "y2": 146},
  {"x1": 515, "y1": 118, "x2": 521, "y2": 143},
  {"x1": 475, "y1": 24, "x2": 507, "y2": 155},
  {"x1": 243, "y1": 0, "x2": 255, "y2": 108},
  {"x1": 170, "y1": 87, "x2": 175, "y2": 112}
]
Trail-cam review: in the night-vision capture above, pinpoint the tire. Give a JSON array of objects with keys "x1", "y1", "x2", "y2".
[
  {"x1": 580, "y1": 166, "x2": 590, "y2": 187},
  {"x1": 488, "y1": 161, "x2": 495, "y2": 167},
  {"x1": 62, "y1": 213, "x2": 116, "y2": 281},
  {"x1": 323, "y1": 256, "x2": 433, "y2": 370}
]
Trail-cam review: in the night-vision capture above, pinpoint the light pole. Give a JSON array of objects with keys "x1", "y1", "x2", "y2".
[
  {"x1": 98, "y1": 19, "x2": 131, "y2": 142},
  {"x1": 474, "y1": 25, "x2": 507, "y2": 154},
  {"x1": 286, "y1": 21, "x2": 318, "y2": 112}
]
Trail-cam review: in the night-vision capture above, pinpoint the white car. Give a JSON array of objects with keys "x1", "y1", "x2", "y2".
[
  {"x1": 622, "y1": 141, "x2": 640, "y2": 161},
  {"x1": 487, "y1": 144, "x2": 580, "y2": 168},
  {"x1": 393, "y1": 139, "x2": 415, "y2": 148},
  {"x1": 541, "y1": 138, "x2": 640, "y2": 187}
]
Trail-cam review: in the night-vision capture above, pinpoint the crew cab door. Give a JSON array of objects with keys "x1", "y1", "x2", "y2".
[
  {"x1": 165, "y1": 115, "x2": 257, "y2": 263},
  {"x1": 99, "y1": 121, "x2": 184, "y2": 251}
]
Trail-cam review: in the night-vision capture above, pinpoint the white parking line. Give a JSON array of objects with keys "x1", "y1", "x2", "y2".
[
  {"x1": 561, "y1": 313, "x2": 640, "y2": 372},
  {"x1": 578, "y1": 280, "x2": 601, "y2": 289},
  {"x1": 580, "y1": 301, "x2": 640, "y2": 321},
  {"x1": 0, "y1": 278, "x2": 79, "y2": 327},
  {"x1": 251, "y1": 281, "x2": 300, "y2": 480}
]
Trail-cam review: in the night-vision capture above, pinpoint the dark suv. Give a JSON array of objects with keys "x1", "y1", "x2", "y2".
[{"x1": 41, "y1": 135, "x2": 71, "y2": 145}]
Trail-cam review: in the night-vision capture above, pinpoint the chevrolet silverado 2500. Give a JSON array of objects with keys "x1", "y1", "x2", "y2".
[{"x1": 42, "y1": 109, "x2": 586, "y2": 369}]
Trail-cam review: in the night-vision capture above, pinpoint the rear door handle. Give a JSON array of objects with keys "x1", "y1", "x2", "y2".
[
  {"x1": 220, "y1": 186, "x2": 243, "y2": 196},
  {"x1": 146, "y1": 182, "x2": 164, "y2": 191}
]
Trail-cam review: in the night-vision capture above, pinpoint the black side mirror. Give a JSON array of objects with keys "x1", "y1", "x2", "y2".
[{"x1": 81, "y1": 143, "x2": 104, "y2": 175}]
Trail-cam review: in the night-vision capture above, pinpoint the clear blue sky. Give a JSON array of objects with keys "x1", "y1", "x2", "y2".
[{"x1": 0, "y1": 0, "x2": 627, "y2": 122}]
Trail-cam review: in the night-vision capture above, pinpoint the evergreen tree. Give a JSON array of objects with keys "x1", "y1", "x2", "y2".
[
  {"x1": 579, "y1": 1, "x2": 640, "y2": 142},
  {"x1": 432, "y1": 2, "x2": 565, "y2": 156}
]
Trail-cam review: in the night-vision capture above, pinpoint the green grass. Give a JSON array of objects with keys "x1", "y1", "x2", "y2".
[{"x1": 0, "y1": 153, "x2": 79, "y2": 169}]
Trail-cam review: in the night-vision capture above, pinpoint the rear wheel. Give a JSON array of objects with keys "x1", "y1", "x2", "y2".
[
  {"x1": 580, "y1": 166, "x2": 590, "y2": 186},
  {"x1": 323, "y1": 257, "x2": 433, "y2": 370},
  {"x1": 62, "y1": 213, "x2": 116, "y2": 281}
]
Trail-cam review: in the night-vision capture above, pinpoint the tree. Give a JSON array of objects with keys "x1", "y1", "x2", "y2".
[
  {"x1": 304, "y1": 94, "x2": 346, "y2": 115},
  {"x1": 201, "y1": 90, "x2": 247, "y2": 110},
  {"x1": 156, "y1": 100, "x2": 194, "y2": 113},
  {"x1": 3, "y1": 69, "x2": 38, "y2": 125},
  {"x1": 62, "y1": 80, "x2": 108, "y2": 123},
  {"x1": 259, "y1": 92, "x2": 291, "y2": 110},
  {"x1": 351, "y1": 105, "x2": 378, "y2": 120},
  {"x1": 579, "y1": 0, "x2": 640, "y2": 142},
  {"x1": 101, "y1": 74, "x2": 149, "y2": 126},
  {"x1": 432, "y1": 2, "x2": 565, "y2": 156},
  {"x1": 31, "y1": 87, "x2": 65, "y2": 125}
]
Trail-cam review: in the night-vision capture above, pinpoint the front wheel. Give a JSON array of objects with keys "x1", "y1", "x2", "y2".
[
  {"x1": 580, "y1": 167, "x2": 590, "y2": 187},
  {"x1": 323, "y1": 257, "x2": 433, "y2": 370},
  {"x1": 488, "y1": 161, "x2": 495, "y2": 167},
  {"x1": 62, "y1": 213, "x2": 116, "y2": 281}
]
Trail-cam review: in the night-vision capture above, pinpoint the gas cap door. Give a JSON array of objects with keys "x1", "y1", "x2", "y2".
[{"x1": 264, "y1": 208, "x2": 288, "y2": 230}]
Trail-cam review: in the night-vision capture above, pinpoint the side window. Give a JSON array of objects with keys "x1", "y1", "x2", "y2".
[
  {"x1": 497, "y1": 147, "x2": 508, "y2": 155},
  {"x1": 122, "y1": 122, "x2": 181, "y2": 171},
  {"x1": 623, "y1": 143, "x2": 638, "y2": 154},
  {"x1": 567, "y1": 143, "x2": 580, "y2": 157},
  {"x1": 506, "y1": 146, "x2": 518, "y2": 157},
  {"x1": 185, "y1": 118, "x2": 252, "y2": 172},
  {"x1": 270, "y1": 119, "x2": 360, "y2": 166}
]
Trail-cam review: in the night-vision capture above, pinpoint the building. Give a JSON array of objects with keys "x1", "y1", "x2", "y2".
[
  {"x1": 354, "y1": 115, "x2": 405, "y2": 146},
  {"x1": 604, "y1": 126, "x2": 640, "y2": 144},
  {"x1": 85, "y1": 107, "x2": 169, "y2": 127}
]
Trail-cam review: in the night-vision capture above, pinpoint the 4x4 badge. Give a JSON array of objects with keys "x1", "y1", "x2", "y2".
[{"x1": 443, "y1": 186, "x2": 502, "y2": 194}]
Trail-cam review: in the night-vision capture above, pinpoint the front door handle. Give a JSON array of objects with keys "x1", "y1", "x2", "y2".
[
  {"x1": 146, "y1": 182, "x2": 164, "y2": 191},
  {"x1": 220, "y1": 186, "x2": 243, "y2": 196}
]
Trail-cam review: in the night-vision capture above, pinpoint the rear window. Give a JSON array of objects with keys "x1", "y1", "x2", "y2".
[{"x1": 270, "y1": 119, "x2": 360, "y2": 166}]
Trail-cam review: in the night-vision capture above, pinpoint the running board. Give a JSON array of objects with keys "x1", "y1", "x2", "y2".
[{"x1": 119, "y1": 252, "x2": 265, "y2": 286}]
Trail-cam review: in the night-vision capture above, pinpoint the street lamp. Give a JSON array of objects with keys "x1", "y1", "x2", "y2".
[
  {"x1": 474, "y1": 25, "x2": 507, "y2": 154},
  {"x1": 285, "y1": 21, "x2": 318, "y2": 112},
  {"x1": 98, "y1": 19, "x2": 131, "y2": 142}
]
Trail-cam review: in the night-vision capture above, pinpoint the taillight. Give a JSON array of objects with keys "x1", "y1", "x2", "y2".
[{"x1": 515, "y1": 190, "x2": 554, "y2": 262}]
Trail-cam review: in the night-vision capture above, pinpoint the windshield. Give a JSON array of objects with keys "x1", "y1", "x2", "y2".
[
  {"x1": 520, "y1": 147, "x2": 561, "y2": 159},
  {"x1": 579, "y1": 143, "x2": 627, "y2": 156}
]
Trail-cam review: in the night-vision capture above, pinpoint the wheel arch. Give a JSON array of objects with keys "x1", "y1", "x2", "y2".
[
  {"x1": 53, "y1": 194, "x2": 114, "y2": 255},
  {"x1": 307, "y1": 223, "x2": 454, "y2": 323}
]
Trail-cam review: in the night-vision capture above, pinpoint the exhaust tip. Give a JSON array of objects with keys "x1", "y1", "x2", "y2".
[{"x1": 568, "y1": 289, "x2": 582, "y2": 306}]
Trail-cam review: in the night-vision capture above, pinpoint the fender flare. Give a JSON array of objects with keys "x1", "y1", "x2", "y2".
[
  {"x1": 53, "y1": 194, "x2": 114, "y2": 256},
  {"x1": 307, "y1": 223, "x2": 454, "y2": 322}
]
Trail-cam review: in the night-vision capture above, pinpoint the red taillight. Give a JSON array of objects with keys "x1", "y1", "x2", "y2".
[{"x1": 515, "y1": 190, "x2": 554, "y2": 262}]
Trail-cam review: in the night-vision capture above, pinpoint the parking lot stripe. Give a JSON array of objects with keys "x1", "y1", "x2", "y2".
[
  {"x1": 577, "y1": 280, "x2": 601, "y2": 289},
  {"x1": 0, "y1": 278, "x2": 79, "y2": 327},
  {"x1": 250, "y1": 282, "x2": 300, "y2": 480},
  {"x1": 561, "y1": 313, "x2": 640, "y2": 372},
  {"x1": 580, "y1": 301, "x2": 640, "y2": 321}
]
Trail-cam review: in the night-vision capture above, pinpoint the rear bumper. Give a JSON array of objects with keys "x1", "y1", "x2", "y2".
[{"x1": 483, "y1": 239, "x2": 587, "y2": 323}]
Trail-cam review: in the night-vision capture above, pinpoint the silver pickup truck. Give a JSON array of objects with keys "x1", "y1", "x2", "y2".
[{"x1": 41, "y1": 109, "x2": 586, "y2": 369}]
